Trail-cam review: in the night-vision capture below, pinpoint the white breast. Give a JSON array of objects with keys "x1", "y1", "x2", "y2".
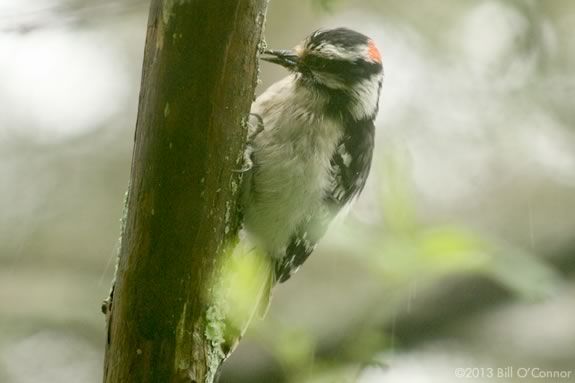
[{"x1": 243, "y1": 75, "x2": 342, "y2": 257}]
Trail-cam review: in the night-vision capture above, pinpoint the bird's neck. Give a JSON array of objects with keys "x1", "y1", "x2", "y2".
[{"x1": 347, "y1": 76, "x2": 382, "y2": 121}]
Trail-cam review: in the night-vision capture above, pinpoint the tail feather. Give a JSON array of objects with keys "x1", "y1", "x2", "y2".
[
  {"x1": 220, "y1": 245, "x2": 276, "y2": 359},
  {"x1": 257, "y1": 259, "x2": 276, "y2": 318}
]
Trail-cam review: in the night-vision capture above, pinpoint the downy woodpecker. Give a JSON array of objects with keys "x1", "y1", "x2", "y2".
[{"x1": 242, "y1": 28, "x2": 383, "y2": 284}]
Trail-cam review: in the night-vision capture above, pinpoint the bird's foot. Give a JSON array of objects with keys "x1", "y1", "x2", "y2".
[{"x1": 233, "y1": 145, "x2": 254, "y2": 173}]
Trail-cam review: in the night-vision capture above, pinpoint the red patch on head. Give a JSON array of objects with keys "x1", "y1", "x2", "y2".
[{"x1": 368, "y1": 40, "x2": 382, "y2": 63}]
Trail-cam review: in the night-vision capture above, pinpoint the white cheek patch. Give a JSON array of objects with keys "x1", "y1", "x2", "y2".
[{"x1": 349, "y1": 75, "x2": 382, "y2": 120}]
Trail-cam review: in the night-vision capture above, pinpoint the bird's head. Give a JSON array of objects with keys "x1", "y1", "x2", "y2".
[{"x1": 262, "y1": 28, "x2": 383, "y2": 91}]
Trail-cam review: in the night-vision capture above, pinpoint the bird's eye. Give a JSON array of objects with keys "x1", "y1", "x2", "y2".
[{"x1": 306, "y1": 55, "x2": 327, "y2": 70}]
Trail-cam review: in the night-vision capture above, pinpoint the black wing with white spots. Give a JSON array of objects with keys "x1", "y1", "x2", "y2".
[
  {"x1": 276, "y1": 117, "x2": 375, "y2": 282},
  {"x1": 327, "y1": 117, "x2": 375, "y2": 206}
]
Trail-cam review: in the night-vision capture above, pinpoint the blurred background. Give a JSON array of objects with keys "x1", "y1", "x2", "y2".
[{"x1": 1, "y1": 0, "x2": 575, "y2": 382}]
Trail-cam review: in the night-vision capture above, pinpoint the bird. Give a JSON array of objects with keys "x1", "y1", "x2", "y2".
[{"x1": 240, "y1": 26, "x2": 383, "y2": 301}]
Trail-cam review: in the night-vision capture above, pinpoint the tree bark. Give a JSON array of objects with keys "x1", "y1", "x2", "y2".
[{"x1": 103, "y1": 1, "x2": 269, "y2": 382}]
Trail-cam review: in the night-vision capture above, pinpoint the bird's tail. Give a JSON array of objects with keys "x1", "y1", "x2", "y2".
[{"x1": 218, "y1": 242, "x2": 275, "y2": 360}]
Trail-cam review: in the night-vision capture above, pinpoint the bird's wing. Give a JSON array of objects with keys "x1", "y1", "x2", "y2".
[{"x1": 276, "y1": 118, "x2": 375, "y2": 282}]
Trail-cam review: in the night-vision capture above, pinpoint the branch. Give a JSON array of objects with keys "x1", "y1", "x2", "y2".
[{"x1": 103, "y1": 1, "x2": 269, "y2": 382}]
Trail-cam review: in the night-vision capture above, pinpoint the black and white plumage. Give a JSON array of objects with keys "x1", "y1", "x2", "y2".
[{"x1": 242, "y1": 28, "x2": 383, "y2": 284}]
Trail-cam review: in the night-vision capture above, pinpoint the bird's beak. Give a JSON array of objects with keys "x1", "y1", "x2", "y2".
[{"x1": 261, "y1": 49, "x2": 300, "y2": 69}]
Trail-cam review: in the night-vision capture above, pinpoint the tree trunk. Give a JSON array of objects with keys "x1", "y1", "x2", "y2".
[{"x1": 103, "y1": 1, "x2": 269, "y2": 382}]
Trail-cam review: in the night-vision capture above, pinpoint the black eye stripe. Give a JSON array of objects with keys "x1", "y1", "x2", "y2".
[
  {"x1": 303, "y1": 56, "x2": 382, "y2": 83},
  {"x1": 305, "y1": 55, "x2": 328, "y2": 68}
]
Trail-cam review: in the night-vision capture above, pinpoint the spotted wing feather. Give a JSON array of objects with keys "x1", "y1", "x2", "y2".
[{"x1": 276, "y1": 118, "x2": 375, "y2": 282}]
